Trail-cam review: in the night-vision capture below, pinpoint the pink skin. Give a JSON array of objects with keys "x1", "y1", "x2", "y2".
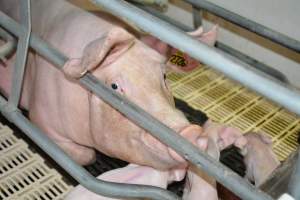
[
  {"x1": 242, "y1": 132, "x2": 280, "y2": 187},
  {"x1": 0, "y1": 0, "x2": 208, "y2": 170},
  {"x1": 183, "y1": 120, "x2": 248, "y2": 200},
  {"x1": 141, "y1": 25, "x2": 218, "y2": 73},
  {"x1": 65, "y1": 164, "x2": 187, "y2": 200},
  {"x1": 65, "y1": 137, "x2": 207, "y2": 200}
]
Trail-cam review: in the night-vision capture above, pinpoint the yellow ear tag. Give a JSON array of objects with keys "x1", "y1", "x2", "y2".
[{"x1": 168, "y1": 50, "x2": 187, "y2": 67}]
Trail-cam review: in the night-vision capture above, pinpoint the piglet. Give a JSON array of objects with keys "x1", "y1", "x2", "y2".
[
  {"x1": 182, "y1": 120, "x2": 247, "y2": 200},
  {"x1": 65, "y1": 164, "x2": 186, "y2": 200},
  {"x1": 242, "y1": 132, "x2": 280, "y2": 187}
]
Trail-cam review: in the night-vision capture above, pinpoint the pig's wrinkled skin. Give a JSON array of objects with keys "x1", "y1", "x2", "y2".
[
  {"x1": 0, "y1": 0, "x2": 219, "y2": 170},
  {"x1": 242, "y1": 132, "x2": 280, "y2": 187}
]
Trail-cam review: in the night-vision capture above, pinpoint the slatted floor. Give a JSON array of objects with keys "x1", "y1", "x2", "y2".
[
  {"x1": 168, "y1": 65, "x2": 300, "y2": 161},
  {"x1": 0, "y1": 123, "x2": 73, "y2": 200}
]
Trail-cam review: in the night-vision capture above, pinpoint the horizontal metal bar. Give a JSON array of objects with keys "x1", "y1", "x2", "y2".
[
  {"x1": 133, "y1": 3, "x2": 289, "y2": 83},
  {"x1": 9, "y1": 0, "x2": 31, "y2": 107},
  {"x1": 0, "y1": 6, "x2": 273, "y2": 200},
  {"x1": 215, "y1": 42, "x2": 289, "y2": 83},
  {"x1": 0, "y1": 97, "x2": 178, "y2": 200},
  {"x1": 92, "y1": 0, "x2": 300, "y2": 117},
  {"x1": 184, "y1": 0, "x2": 300, "y2": 52}
]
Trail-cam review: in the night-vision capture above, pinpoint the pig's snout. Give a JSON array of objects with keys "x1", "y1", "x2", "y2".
[{"x1": 168, "y1": 125, "x2": 207, "y2": 163}]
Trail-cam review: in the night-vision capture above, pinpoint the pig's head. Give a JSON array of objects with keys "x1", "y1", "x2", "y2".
[{"x1": 63, "y1": 27, "x2": 207, "y2": 169}]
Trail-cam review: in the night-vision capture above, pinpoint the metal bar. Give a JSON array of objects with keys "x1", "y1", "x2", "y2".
[
  {"x1": 8, "y1": 0, "x2": 31, "y2": 107},
  {"x1": 0, "y1": 27, "x2": 16, "y2": 60},
  {"x1": 132, "y1": 3, "x2": 289, "y2": 83},
  {"x1": 92, "y1": 0, "x2": 300, "y2": 115},
  {"x1": 0, "y1": 96, "x2": 178, "y2": 200},
  {"x1": 192, "y1": 6, "x2": 202, "y2": 28},
  {"x1": 288, "y1": 151, "x2": 300, "y2": 199},
  {"x1": 215, "y1": 42, "x2": 289, "y2": 83},
  {"x1": 0, "y1": 9, "x2": 273, "y2": 200},
  {"x1": 127, "y1": 0, "x2": 168, "y2": 9},
  {"x1": 184, "y1": 0, "x2": 300, "y2": 52}
]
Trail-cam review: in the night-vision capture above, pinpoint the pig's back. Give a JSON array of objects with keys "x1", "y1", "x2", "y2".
[{"x1": 0, "y1": 0, "x2": 116, "y2": 108}]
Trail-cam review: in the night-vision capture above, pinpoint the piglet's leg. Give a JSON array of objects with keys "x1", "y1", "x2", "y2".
[{"x1": 65, "y1": 164, "x2": 182, "y2": 200}]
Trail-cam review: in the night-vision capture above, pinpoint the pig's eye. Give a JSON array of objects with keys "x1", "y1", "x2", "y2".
[
  {"x1": 111, "y1": 83, "x2": 118, "y2": 90},
  {"x1": 163, "y1": 74, "x2": 167, "y2": 80}
]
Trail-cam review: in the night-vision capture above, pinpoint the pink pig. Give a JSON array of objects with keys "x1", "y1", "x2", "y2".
[{"x1": 0, "y1": 0, "x2": 218, "y2": 170}]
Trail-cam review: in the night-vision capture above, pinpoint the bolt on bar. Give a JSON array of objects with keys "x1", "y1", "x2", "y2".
[
  {"x1": 184, "y1": 0, "x2": 300, "y2": 52},
  {"x1": 132, "y1": 3, "x2": 288, "y2": 83},
  {"x1": 91, "y1": 0, "x2": 300, "y2": 116},
  {"x1": 0, "y1": 8, "x2": 273, "y2": 200},
  {"x1": 9, "y1": 0, "x2": 31, "y2": 108}
]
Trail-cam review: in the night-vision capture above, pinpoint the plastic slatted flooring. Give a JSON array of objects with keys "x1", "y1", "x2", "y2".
[
  {"x1": 0, "y1": 123, "x2": 73, "y2": 200},
  {"x1": 167, "y1": 65, "x2": 300, "y2": 161}
]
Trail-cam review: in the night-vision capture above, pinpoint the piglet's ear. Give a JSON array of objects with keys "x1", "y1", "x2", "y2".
[
  {"x1": 63, "y1": 27, "x2": 135, "y2": 79},
  {"x1": 166, "y1": 25, "x2": 218, "y2": 73}
]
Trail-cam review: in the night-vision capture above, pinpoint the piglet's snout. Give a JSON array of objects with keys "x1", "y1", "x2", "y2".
[{"x1": 168, "y1": 125, "x2": 207, "y2": 163}]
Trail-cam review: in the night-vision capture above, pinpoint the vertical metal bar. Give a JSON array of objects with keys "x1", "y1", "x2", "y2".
[
  {"x1": 8, "y1": 0, "x2": 31, "y2": 107},
  {"x1": 192, "y1": 6, "x2": 202, "y2": 28},
  {"x1": 184, "y1": 0, "x2": 300, "y2": 52},
  {"x1": 0, "y1": 11, "x2": 273, "y2": 200},
  {"x1": 288, "y1": 151, "x2": 300, "y2": 199}
]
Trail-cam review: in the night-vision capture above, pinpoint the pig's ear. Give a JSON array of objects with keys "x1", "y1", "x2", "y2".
[
  {"x1": 166, "y1": 25, "x2": 218, "y2": 73},
  {"x1": 63, "y1": 27, "x2": 135, "y2": 79}
]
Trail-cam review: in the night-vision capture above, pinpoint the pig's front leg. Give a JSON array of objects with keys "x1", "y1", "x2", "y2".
[{"x1": 65, "y1": 164, "x2": 186, "y2": 200}]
